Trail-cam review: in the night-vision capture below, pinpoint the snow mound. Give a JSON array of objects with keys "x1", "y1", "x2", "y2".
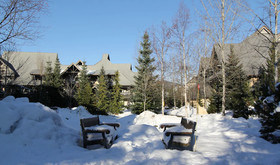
[
  {"x1": 57, "y1": 106, "x2": 119, "y2": 131},
  {"x1": 165, "y1": 105, "x2": 197, "y2": 117},
  {"x1": 57, "y1": 106, "x2": 93, "y2": 130},
  {"x1": 134, "y1": 111, "x2": 181, "y2": 128},
  {"x1": 0, "y1": 96, "x2": 78, "y2": 149}
]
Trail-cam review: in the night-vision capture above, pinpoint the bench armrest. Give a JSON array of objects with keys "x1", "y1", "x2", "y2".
[
  {"x1": 160, "y1": 123, "x2": 179, "y2": 131},
  {"x1": 100, "y1": 122, "x2": 120, "y2": 129},
  {"x1": 165, "y1": 131, "x2": 192, "y2": 136},
  {"x1": 84, "y1": 128, "x2": 110, "y2": 134}
]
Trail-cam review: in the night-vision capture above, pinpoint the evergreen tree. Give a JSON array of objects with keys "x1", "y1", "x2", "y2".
[
  {"x1": 52, "y1": 56, "x2": 63, "y2": 88},
  {"x1": 96, "y1": 66, "x2": 110, "y2": 113},
  {"x1": 132, "y1": 31, "x2": 158, "y2": 114},
  {"x1": 43, "y1": 61, "x2": 53, "y2": 86},
  {"x1": 255, "y1": 43, "x2": 280, "y2": 143},
  {"x1": 207, "y1": 49, "x2": 223, "y2": 114},
  {"x1": 75, "y1": 62, "x2": 93, "y2": 107},
  {"x1": 207, "y1": 76, "x2": 223, "y2": 114},
  {"x1": 225, "y1": 45, "x2": 252, "y2": 119},
  {"x1": 110, "y1": 71, "x2": 123, "y2": 114}
]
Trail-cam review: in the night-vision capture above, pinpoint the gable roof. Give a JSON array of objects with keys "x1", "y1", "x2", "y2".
[
  {"x1": 87, "y1": 54, "x2": 136, "y2": 86},
  {"x1": 61, "y1": 63, "x2": 82, "y2": 75},
  {"x1": 1, "y1": 52, "x2": 58, "y2": 85},
  {"x1": 211, "y1": 26, "x2": 275, "y2": 77}
]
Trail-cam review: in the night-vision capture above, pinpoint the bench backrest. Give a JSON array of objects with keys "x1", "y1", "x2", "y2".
[
  {"x1": 80, "y1": 116, "x2": 100, "y2": 130},
  {"x1": 181, "y1": 118, "x2": 196, "y2": 133}
]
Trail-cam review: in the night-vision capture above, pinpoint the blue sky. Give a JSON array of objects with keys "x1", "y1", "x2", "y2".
[
  {"x1": 19, "y1": 0, "x2": 198, "y2": 69},
  {"x1": 18, "y1": 0, "x2": 262, "y2": 70}
]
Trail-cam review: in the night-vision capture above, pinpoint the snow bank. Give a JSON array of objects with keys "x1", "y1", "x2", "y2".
[
  {"x1": 1, "y1": 97, "x2": 280, "y2": 165},
  {"x1": 57, "y1": 106, "x2": 119, "y2": 131},
  {"x1": 165, "y1": 105, "x2": 197, "y2": 117},
  {"x1": 134, "y1": 111, "x2": 181, "y2": 128},
  {"x1": 0, "y1": 96, "x2": 79, "y2": 165},
  {"x1": 57, "y1": 106, "x2": 92, "y2": 130},
  {"x1": 0, "y1": 96, "x2": 63, "y2": 135}
]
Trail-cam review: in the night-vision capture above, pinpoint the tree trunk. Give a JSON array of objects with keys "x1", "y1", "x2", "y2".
[
  {"x1": 203, "y1": 68, "x2": 207, "y2": 108},
  {"x1": 161, "y1": 60, "x2": 165, "y2": 115},
  {"x1": 221, "y1": 0, "x2": 226, "y2": 116},
  {"x1": 144, "y1": 95, "x2": 146, "y2": 111},
  {"x1": 172, "y1": 58, "x2": 177, "y2": 109},
  {"x1": 274, "y1": 0, "x2": 279, "y2": 83},
  {"x1": 143, "y1": 74, "x2": 148, "y2": 111},
  {"x1": 180, "y1": 70, "x2": 184, "y2": 107},
  {"x1": 182, "y1": 39, "x2": 188, "y2": 117}
]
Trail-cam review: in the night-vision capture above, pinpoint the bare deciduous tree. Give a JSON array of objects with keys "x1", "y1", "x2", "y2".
[
  {"x1": 200, "y1": 0, "x2": 243, "y2": 116},
  {"x1": 198, "y1": 21, "x2": 212, "y2": 108},
  {"x1": 0, "y1": 0, "x2": 47, "y2": 49},
  {"x1": 268, "y1": 0, "x2": 280, "y2": 82},
  {"x1": 171, "y1": 2, "x2": 190, "y2": 116},
  {"x1": 151, "y1": 21, "x2": 171, "y2": 115},
  {"x1": 64, "y1": 74, "x2": 77, "y2": 108}
]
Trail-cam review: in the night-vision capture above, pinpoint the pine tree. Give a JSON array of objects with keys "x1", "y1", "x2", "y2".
[
  {"x1": 207, "y1": 76, "x2": 223, "y2": 114},
  {"x1": 207, "y1": 49, "x2": 223, "y2": 114},
  {"x1": 96, "y1": 66, "x2": 110, "y2": 113},
  {"x1": 43, "y1": 61, "x2": 53, "y2": 86},
  {"x1": 255, "y1": 43, "x2": 280, "y2": 143},
  {"x1": 225, "y1": 45, "x2": 252, "y2": 119},
  {"x1": 132, "y1": 31, "x2": 158, "y2": 114},
  {"x1": 52, "y1": 56, "x2": 63, "y2": 88},
  {"x1": 110, "y1": 71, "x2": 123, "y2": 114},
  {"x1": 75, "y1": 62, "x2": 93, "y2": 107}
]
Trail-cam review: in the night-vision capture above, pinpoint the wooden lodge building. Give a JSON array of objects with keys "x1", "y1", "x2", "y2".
[
  {"x1": 0, "y1": 52, "x2": 136, "y2": 105},
  {"x1": 194, "y1": 26, "x2": 279, "y2": 101}
]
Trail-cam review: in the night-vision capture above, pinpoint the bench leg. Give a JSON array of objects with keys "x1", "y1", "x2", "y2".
[
  {"x1": 167, "y1": 135, "x2": 174, "y2": 149},
  {"x1": 104, "y1": 139, "x2": 113, "y2": 149},
  {"x1": 83, "y1": 134, "x2": 87, "y2": 148},
  {"x1": 102, "y1": 132, "x2": 112, "y2": 149}
]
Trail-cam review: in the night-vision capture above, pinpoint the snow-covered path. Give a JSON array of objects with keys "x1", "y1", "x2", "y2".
[{"x1": 195, "y1": 114, "x2": 280, "y2": 164}]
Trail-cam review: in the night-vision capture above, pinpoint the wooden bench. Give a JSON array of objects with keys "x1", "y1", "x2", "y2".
[
  {"x1": 160, "y1": 117, "x2": 196, "y2": 150},
  {"x1": 80, "y1": 116, "x2": 120, "y2": 149}
]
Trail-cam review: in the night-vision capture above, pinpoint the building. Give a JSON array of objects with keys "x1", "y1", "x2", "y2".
[
  {"x1": 1, "y1": 52, "x2": 58, "y2": 86},
  {"x1": 194, "y1": 25, "x2": 280, "y2": 104},
  {"x1": 61, "y1": 54, "x2": 136, "y2": 105},
  {"x1": 207, "y1": 26, "x2": 277, "y2": 85},
  {"x1": 0, "y1": 52, "x2": 136, "y2": 105},
  {"x1": 198, "y1": 26, "x2": 279, "y2": 88}
]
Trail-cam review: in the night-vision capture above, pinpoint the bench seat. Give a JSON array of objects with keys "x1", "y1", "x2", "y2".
[
  {"x1": 161, "y1": 117, "x2": 196, "y2": 150},
  {"x1": 80, "y1": 116, "x2": 120, "y2": 149}
]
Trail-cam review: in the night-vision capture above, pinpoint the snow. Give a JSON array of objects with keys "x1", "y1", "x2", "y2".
[
  {"x1": 165, "y1": 105, "x2": 196, "y2": 117},
  {"x1": 86, "y1": 124, "x2": 117, "y2": 142},
  {"x1": 263, "y1": 95, "x2": 275, "y2": 104},
  {"x1": 87, "y1": 70, "x2": 96, "y2": 75},
  {"x1": 1, "y1": 96, "x2": 280, "y2": 164},
  {"x1": 276, "y1": 102, "x2": 280, "y2": 113}
]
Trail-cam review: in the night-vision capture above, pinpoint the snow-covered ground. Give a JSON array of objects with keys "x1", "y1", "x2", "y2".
[{"x1": 1, "y1": 96, "x2": 280, "y2": 165}]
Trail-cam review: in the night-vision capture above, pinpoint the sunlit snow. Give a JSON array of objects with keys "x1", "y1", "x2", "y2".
[{"x1": 0, "y1": 96, "x2": 280, "y2": 165}]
